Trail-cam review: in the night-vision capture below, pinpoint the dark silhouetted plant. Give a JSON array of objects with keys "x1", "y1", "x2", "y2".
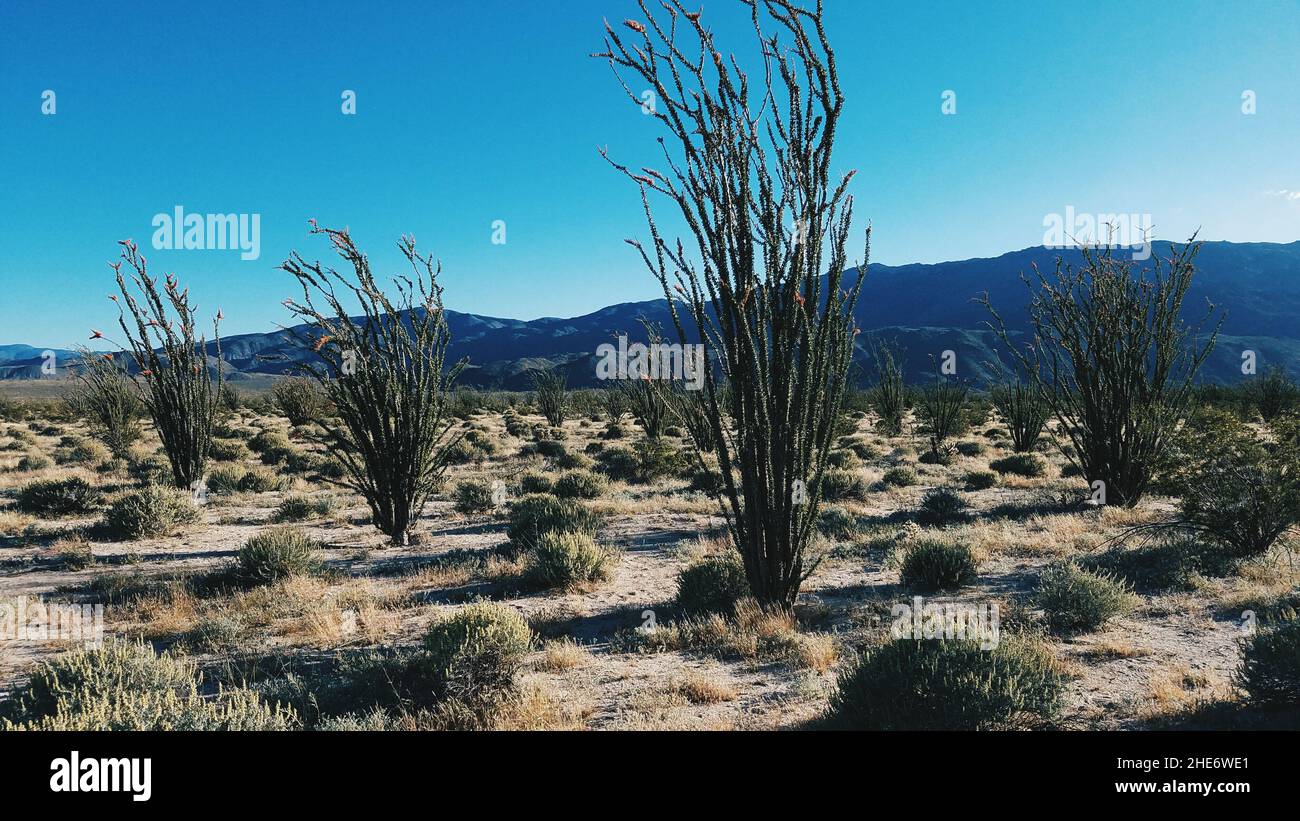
[
  {"x1": 109, "y1": 240, "x2": 223, "y2": 490},
  {"x1": 982, "y1": 240, "x2": 1221, "y2": 506},
  {"x1": 280, "y1": 225, "x2": 465, "y2": 546},
  {"x1": 66, "y1": 347, "x2": 142, "y2": 458},
  {"x1": 532, "y1": 368, "x2": 568, "y2": 427},
  {"x1": 598, "y1": 0, "x2": 864, "y2": 607},
  {"x1": 990, "y1": 377, "x2": 1050, "y2": 453}
]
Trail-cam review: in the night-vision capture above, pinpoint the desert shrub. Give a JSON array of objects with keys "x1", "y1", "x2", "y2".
[
  {"x1": 16, "y1": 452, "x2": 52, "y2": 472},
  {"x1": 1237, "y1": 618, "x2": 1300, "y2": 705},
  {"x1": 1163, "y1": 417, "x2": 1300, "y2": 560},
  {"x1": 916, "y1": 370, "x2": 969, "y2": 458},
  {"x1": 817, "y1": 507, "x2": 858, "y2": 540},
  {"x1": 453, "y1": 479, "x2": 496, "y2": 515},
  {"x1": 1246, "y1": 365, "x2": 1300, "y2": 422},
  {"x1": 675, "y1": 553, "x2": 750, "y2": 616},
  {"x1": 236, "y1": 527, "x2": 320, "y2": 585},
  {"x1": 881, "y1": 466, "x2": 918, "y2": 487},
  {"x1": 101, "y1": 485, "x2": 199, "y2": 539},
  {"x1": 506, "y1": 493, "x2": 602, "y2": 551},
  {"x1": 271, "y1": 377, "x2": 329, "y2": 426},
  {"x1": 237, "y1": 466, "x2": 284, "y2": 493},
  {"x1": 620, "y1": 375, "x2": 670, "y2": 441},
  {"x1": 525, "y1": 531, "x2": 614, "y2": 590},
  {"x1": 0, "y1": 640, "x2": 296, "y2": 731},
  {"x1": 15, "y1": 477, "x2": 101, "y2": 515},
  {"x1": 128, "y1": 454, "x2": 171, "y2": 486},
  {"x1": 423, "y1": 602, "x2": 532, "y2": 706},
  {"x1": 687, "y1": 465, "x2": 725, "y2": 494},
  {"x1": 963, "y1": 470, "x2": 997, "y2": 490},
  {"x1": 899, "y1": 540, "x2": 979, "y2": 590},
  {"x1": 553, "y1": 469, "x2": 607, "y2": 500},
  {"x1": 65, "y1": 348, "x2": 142, "y2": 458},
  {"x1": 821, "y1": 469, "x2": 868, "y2": 502},
  {"x1": 1035, "y1": 562, "x2": 1135, "y2": 634},
  {"x1": 828, "y1": 636, "x2": 1064, "y2": 729},
  {"x1": 916, "y1": 487, "x2": 970, "y2": 525},
  {"x1": 989, "y1": 453, "x2": 1046, "y2": 477},
  {"x1": 56, "y1": 440, "x2": 109, "y2": 466},
  {"x1": 596, "y1": 442, "x2": 675, "y2": 484},
  {"x1": 826, "y1": 449, "x2": 861, "y2": 470},
  {"x1": 1080, "y1": 537, "x2": 1236, "y2": 592},
  {"x1": 518, "y1": 472, "x2": 553, "y2": 494},
  {"x1": 983, "y1": 241, "x2": 1220, "y2": 507},
  {"x1": 954, "y1": 440, "x2": 985, "y2": 457},
  {"x1": 273, "y1": 494, "x2": 335, "y2": 522},
  {"x1": 281, "y1": 227, "x2": 465, "y2": 546},
  {"x1": 532, "y1": 369, "x2": 568, "y2": 427},
  {"x1": 990, "y1": 379, "x2": 1050, "y2": 453},
  {"x1": 209, "y1": 438, "x2": 250, "y2": 462},
  {"x1": 869, "y1": 344, "x2": 907, "y2": 435},
  {"x1": 110, "y1": 241, "x2": 223, "y2": 489},
  {"x1": 248, "y1": 429, "x2": 289, "y2": 455}
]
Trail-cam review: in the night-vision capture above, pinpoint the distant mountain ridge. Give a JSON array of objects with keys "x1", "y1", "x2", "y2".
[{"x1": 5, "y1": 240, "x2": 1300, "y2": 388}]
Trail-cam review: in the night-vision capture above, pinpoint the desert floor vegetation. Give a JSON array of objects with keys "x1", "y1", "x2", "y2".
[{"x1": 3, "y1": 392, "x2": 1295, "y2": 731}]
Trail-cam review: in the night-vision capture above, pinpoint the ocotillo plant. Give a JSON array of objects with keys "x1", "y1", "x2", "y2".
[
  {"x1": 869, "y1": 343, "x2": 906, "y2": 435},
  {"x1": 1247, "y1": 365, "x2": 1299, "y2": 422},
  {"x1": 668, "y1": 381, "x2": 717, "y2": 452},
  {"x1": 110, "y1": 240, "x2": 223, "y2": 489},
  {"x1": 982, "y1": 240, "x2": 1221, "y2": 507},
  {"x1": 280, "y1": 224, "x2": 465, "y2": 546},
  {"x1": 916, "y1": 364, "x2": 968, "y2": 459},
  {"x1": 597, "y1": 0, "x2": 865, "y2": 606},
  {"x1": 532, "y1": 368, "x2": 568, "y2": 427},
  {"x1": 597, "y1": 387, "x2": 625, "y2": 423},
  {"x1": 990, "y1": 377, "x2": 1050, "y2": 452},
  {"x1": 620, "y1": 375, "x2": 669, "y2": 440},
  {"x1": 66, "y1": 347, "x2": 142, "y2": 459}
]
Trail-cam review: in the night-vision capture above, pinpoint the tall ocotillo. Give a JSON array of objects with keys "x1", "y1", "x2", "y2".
[{"x1": 596, "y1": 0, "x2": 866, "y2": 606}]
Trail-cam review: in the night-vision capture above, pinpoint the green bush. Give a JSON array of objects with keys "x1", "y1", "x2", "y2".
[
  {"x1": 453, "y1": 479, "x2": 496, "y2": 515},
  {"x1": 16, "y1": 452, "x2": 52, "y2": 472},
  {"x1": 916, "y1": 487, "x2": 970, "y2": 525},
  {"x1": 1080, "y1": 538, "x2": 1233, "y2": 592},
  {"x1": 675, "y1": 553, "x2": 750, "y2": 615},
  {"x1": 821, "y1": 469, "x2": 868, "y2": 502},
  {"x1": 518, "y1": 472, "x2": 554, "y2": 494},
  {"x1": 273, "y1": 494, "x2": 335, "y2": 522},
  {"x1": 989, "y1": 453, "x2": 1046, "y2": 477},
  {"x1": 963, "y1": 470, "x2": 997, "y2": 490},
  {"x1": 1237, "y1": 618, "x2": 1300, "y2": 705},
  {"x1": 15, "y1": 477, "x2": 101, "y2": 515},
  {"x1": 553, "y1": 470, "x2": 607, "y2": 500},
  {"x1": 899, "y1": 540, "x2": 979, "y2": 591},
  {"x1": 1035, "y1": 562, "x2": 1135, "y2": 634},
  {"x1": 101, "y1": 485, "x2": 200, "y2": 538},
  {"x1": 506, "y1": 493, "x2": 602, "y2": 551},
  {"x1": 237, "y1": 467, "x2": 285, "y2": 493},
  {"x1": 208, "y1": 438, "x2": 250, "y2": 462},
  {"x1": 0, "y1": 640, "x2": 297, "y2": 731},
  {"x1": 881, "y1": 466, "x2": 918, "y2": 487},
  {"x1": 826, "y1": 449, "x2": 861, "y2": 470},
  {"x1": 423, "y1": 602, "x2": 532, "y2": 705},
  {"x1": 955, "y1": 440, "x2": 986, "y2": 457},
  {"x1": 525, "y1": 530, "x2": 615, "y2": 590},
  {"x1": 828, "y1": 637, "x2": 1064, "y2": 729},
  {"x1": 236, "y1": 527, "x2": 321, "y2": 585},
  {"x1": 817, "y1": 507, "x2": 859, "y2": 540},
  {"x1": 206, "y1": 464, "x2": 247, "y2": 494},
  {"x1": 128, "y1": 454, "x2": 171, "y2": 486}
]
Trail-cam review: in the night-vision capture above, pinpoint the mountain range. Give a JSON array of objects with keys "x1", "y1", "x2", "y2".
[{"x1": 5, "y1": 240, "x2": 1299, "y2": 389}]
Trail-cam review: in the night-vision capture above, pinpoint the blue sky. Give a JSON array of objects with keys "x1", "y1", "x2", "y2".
[{"x1": 2, "y1": 0, "x2": 1298, "y2": 347}]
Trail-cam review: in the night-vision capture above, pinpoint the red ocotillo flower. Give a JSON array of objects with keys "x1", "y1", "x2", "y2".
[
  {"x1": 89, "y1": 329, "x2": 104, "y2": 339},
  {"x1": 313, "y1": 335, "x2": 332, "y2": 352},
  {"x1": 624, "y1": 19, "x2": 645, "y2": 33}
]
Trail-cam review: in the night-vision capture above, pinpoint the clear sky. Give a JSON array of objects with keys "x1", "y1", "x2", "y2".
[{"x1": 2, "y1": 0, "x2": 1298, "y2": 347}]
